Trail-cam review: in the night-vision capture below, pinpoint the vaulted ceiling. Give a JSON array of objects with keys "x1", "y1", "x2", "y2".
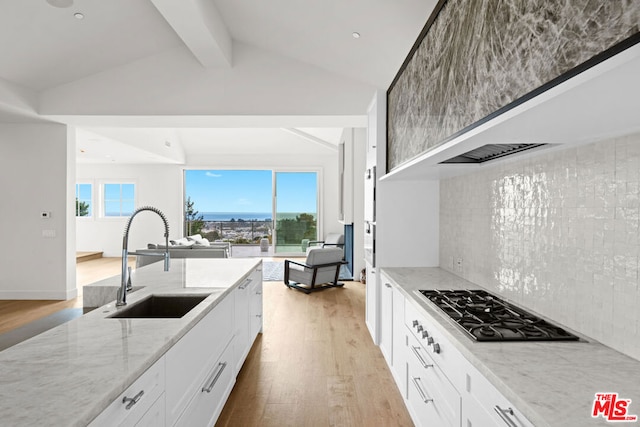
[{"x1": 0, "y1": 0, "x2": 437, "y2": 163}]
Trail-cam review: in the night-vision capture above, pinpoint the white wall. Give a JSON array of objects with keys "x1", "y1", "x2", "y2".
[
  {"x1": 77, "y1": 145, "x2": 342, "y2": 257},
  {"x1": 76, "y1": 164, "x2": 184, "y2": 257},
  {"x1": 0, "y1": 123, "x2": 76, "y2": 299}
]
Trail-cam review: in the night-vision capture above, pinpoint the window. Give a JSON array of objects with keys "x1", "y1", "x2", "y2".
[
  {"x1": 103, "y1": 183, "x2": 135, "y2": 217},
  {"x1": 75, "y1": 183, "x2": 92, "y2": 217}
]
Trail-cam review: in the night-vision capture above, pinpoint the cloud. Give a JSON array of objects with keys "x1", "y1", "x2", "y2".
[
  {"x1": 205, "y1": 172, "x2": 222, "y2": 178},
  {"x1": 237, "y1": 198, "x2": 251, "y2": 205}
]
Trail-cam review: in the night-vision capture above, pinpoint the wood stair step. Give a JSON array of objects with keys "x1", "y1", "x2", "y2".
[{"x1": 76, "y1": 252, "x2": 103, "y2": 263}]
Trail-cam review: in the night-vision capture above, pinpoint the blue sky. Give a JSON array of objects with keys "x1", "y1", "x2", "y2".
[{"x1": 184, "y1": 170, "x2": 317, "y2": 213}]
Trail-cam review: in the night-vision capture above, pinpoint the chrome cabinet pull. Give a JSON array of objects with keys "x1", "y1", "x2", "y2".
[
  {"x1": 494, "y1": 406, "x2": 518, "y2": 427},
  {"x1": 122, "y1": 390, "x2": 144, "y2": 410},
  {"x1": 202, "y1": 362, "x2": 227, "y2": 393},
  {"x1": 411, "y1": 377, "x2": 433, "y2": 404},
  {"x1": 239, "y1": 278, "x2": 252, "y2": 290},
  {"x1": 410, "y1": 345, "x2": 433, "y2": 369}
]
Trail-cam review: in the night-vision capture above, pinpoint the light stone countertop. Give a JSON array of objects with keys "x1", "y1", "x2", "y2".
[
  {"x1": 0, "y1": 258, "x2": 261, "y2": 427},
  {"x1": 383, "y1": 267, "x2": 640, "y2": 427}
]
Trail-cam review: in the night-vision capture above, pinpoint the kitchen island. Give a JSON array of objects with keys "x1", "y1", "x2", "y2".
[
  {"x1": 384, "y1": 267, "x2": 640, "y2": 427},
  {"x1": 0, "y1": 258, "x2": 262, "y2": 426}
]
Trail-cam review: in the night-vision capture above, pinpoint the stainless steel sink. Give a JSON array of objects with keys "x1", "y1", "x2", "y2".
[{"x1": 109, "y1": 294, "x2": 209, "y2": 319}]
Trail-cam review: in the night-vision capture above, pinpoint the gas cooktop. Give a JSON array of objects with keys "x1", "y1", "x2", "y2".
[{"x1": 418, "y1": 289, "x2": 580, "y2": 342}]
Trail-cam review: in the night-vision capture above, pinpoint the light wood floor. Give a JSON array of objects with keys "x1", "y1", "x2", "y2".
[
  {"x1": 0, "y1": 258, "x2": 413, "y2": 426},
  {"x1": 216, "y1": 281, "x2": 413, "y2": 427},
  {"x1": 0, "y1": 257, "x2": 131, "y2": 335}
]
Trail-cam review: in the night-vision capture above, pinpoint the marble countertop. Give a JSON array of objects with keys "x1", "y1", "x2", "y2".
[
  {"x1": 0, "y1": 258, "x2": 261, "y2": 427},
  {"x1": 383, "y1": 267, "x2": 640, "y2": 427}
]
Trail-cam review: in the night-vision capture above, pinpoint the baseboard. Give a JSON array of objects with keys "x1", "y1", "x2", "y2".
[{"x1": 0, "y1": 288, "x2": 78, "y2": 300}]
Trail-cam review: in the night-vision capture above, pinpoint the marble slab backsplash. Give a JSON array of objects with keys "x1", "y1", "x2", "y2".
[{"x1": 440, "y1": 133, "x2": 640, "y2": 361}]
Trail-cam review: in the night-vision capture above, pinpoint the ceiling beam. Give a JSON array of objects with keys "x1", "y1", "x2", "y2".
[
  {"x1": 150, "y1": 0, "x2": 232, "y2": 68},
  {"x1": 281, "y1": 128, "x2": 338, "y2": 151}
]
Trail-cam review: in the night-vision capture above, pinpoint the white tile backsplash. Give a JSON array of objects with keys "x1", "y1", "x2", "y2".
[{"x1": 440, "y1": 133, "x2": 640, "y2": 360}]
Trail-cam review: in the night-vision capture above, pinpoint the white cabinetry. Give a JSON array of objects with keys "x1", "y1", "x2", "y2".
[
  {"x1": 174, "y1": 341, "x2": 235, "y2": 427},
  {"x1": 387, "y1": 289, "x2": 534, "y2": 427},
  {"x1": 165, "y1": 295, "x2": 234, "y2": 426},
  {"x1": 89, "y1": 358, "x2": 165, "y2": 427},
  {"x1": 249, "y1": 274, "x2": 263, "y2": 339},
  {"x1": 379, "y1": 274, "x2": 393, "y2": 366},
  {"x1": 463, "y1": 361, "x2": 534, "y2": 427},
  {"x1": 234, "y1": 267, "x2": 263, "y2": 374},
  {"x1": 364, "y1": 262, "x2": 378, "y2": 343}
]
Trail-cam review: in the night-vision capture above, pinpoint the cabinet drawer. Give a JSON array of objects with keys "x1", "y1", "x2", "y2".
[
  {"x1": 135, "y1": 393, "x2": 165, "y2": 427},
  {"x1": 464, "y1": 363, "x2": 533, "y2": 427},
  {"x1": 405, "y1": 299, "x2": 467, "y2": 391},
  {"x1": 406, "y1": 332, "x2": 460, "y2": 427},
  {"x1": 174, "y1": 341, "x2": 235, "y2": 427},
  {"x1": 89, "y1": 357, "x2": 165, "y2": 427},
  {"x1": 250, "y1": 279, "x2": 263, "y2": 339},
  {"x1": 165, "y1": 295, "x2": 233, "y2": 425}
]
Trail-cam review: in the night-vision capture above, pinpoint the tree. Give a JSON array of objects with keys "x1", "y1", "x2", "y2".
[
  {"x1": 184, "y1": 197, "x2": 205, "y2": 236},
  {"x1": 76, "y1": 198, "x2": 90, "y2": 217},
  {"x1": 276, "y1": 213, "x2": 317, "y2": 244}
]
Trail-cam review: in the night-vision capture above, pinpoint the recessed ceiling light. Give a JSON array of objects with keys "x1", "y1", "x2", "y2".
[
  {"x1": 352, "y1": 32, "x2": 361, "y2": 39},
  {"x1": 74, "y1": 12, "x2": 84, "y2": 19},
  {"x1": 46, "y1": 0, "x2": 74, "y2": 8}
]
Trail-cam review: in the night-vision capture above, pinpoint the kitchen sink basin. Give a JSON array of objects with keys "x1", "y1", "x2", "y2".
[{"x1": 109, "y1": 294, "x2": 209, "y2": 319}]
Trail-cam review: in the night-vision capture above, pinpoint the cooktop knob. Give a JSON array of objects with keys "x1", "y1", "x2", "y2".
[
  {"x1": 417, "y1": 325, "x2": 423, "y2": 333},
  {"x1": 432, "y1": 343, "x2": 441, "y2": 354},
  {"x1": 412, "y1": 320, "x2": 419, "y2": 327},
  {"x1": 421, "y1": 330, "x2": 429, "y2": 339},
  {"x1": 427, "y1": 336, "x2": 434, "y2": 345}
]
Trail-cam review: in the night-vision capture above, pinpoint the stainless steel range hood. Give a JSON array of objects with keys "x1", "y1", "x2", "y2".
[{"x1": 439, "y1": 143, "x2": 548, "y2": 164}]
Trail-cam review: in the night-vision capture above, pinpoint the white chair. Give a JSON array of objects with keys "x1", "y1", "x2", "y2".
[
  {"x1": 306, "y1": 233, "x2": 344, "y2": 251},
  {"x1": 284, "y1": 247, "x2": 346, "y2": 294}
]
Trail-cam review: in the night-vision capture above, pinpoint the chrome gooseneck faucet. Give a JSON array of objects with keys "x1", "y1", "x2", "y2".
[{"x1": 117, "y1": 206, "x2": 170, "y2": 306}]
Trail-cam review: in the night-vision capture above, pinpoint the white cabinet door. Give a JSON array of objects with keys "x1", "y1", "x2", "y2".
[
  {"x1": 365, "y1": 262, "x2": 379, "y2": 344},
  {"x1": 391, "y1": 285, "x2": 406, "y2": 390},
  {"x1": 249, "y1": 274, "x2": 263, "y2": 340},
  {"x1": 165, "y1": 295, "x2": 233, "y2": 426},
  {"x1": 233, "y1": 278, "x2": 251, "y2": 374},
  {"x1": 173, "y1": 342, "x2": 235, "y2": 427},
  {"x1": 463, "y1": 362, "x2": 534, "y2": 427},
  {"x1": 89, "y1": 357, "x2": 165, "y2": 427},
  {"x1": 379, "y1": 274, "x2": 393, "y2": 366}
]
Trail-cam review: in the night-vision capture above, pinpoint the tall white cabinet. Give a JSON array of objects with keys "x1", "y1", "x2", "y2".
[{"x1": 364, "y1": 90, "x2": 440, "y2": 345}]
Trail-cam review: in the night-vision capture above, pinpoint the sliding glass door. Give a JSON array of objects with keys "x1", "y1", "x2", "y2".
[{"x1": 274, "y1": 171, "x2": 318, "y2": 254}]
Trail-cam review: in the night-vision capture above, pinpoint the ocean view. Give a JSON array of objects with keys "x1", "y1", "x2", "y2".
[{"x1": 200, "y1": 212, "x2": 315, "y2": 221}]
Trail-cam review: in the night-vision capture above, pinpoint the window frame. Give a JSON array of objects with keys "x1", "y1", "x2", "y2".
[
  {"x1": 75, "y1": 182, "x2": 93, "y2": 219},
  {"x1": 100, "y1": 181, "x2": 137, "y2": 219}
]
